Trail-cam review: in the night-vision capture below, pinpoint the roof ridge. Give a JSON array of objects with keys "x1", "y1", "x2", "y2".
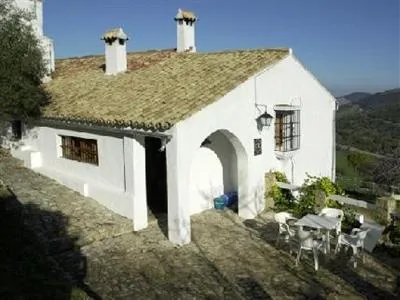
[
  {"x1": 57, "y1": 48, "x2": 177, "y2": 61},
  {"x1": 56, "y1": 47, "x2": 289, "y2": 61},
  {"x1": 197, "y1": 47, "x2": 290, "y2": 55}
]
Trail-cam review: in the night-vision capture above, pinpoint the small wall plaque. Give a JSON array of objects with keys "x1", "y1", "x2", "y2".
[{"x1": 254, "y1": 138, "x2": 262, "y2": 156}]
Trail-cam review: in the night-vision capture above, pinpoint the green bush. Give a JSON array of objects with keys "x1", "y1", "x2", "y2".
[
  {"x1": 326, "y1": 198, "x2": 343, "y2": 209},
  {"x1": 268, "y1": 171, "x2": 296, "y2": 212},
  {"x1": 293, "y1": 174, "x2": 345, "y2": 218},
  {"x1": 341, "y1": 207, "x2": 361, "y2": 233},
  {"x1": 269, "y1": 173, "x2": 360, "y2": 230}
]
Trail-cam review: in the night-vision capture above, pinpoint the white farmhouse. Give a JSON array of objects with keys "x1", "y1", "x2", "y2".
[{"x1": 2, "y1": 4, "x2": 337, "y2": 245}]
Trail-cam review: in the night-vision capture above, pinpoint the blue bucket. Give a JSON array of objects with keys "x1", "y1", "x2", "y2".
[
  {"x1": 220, "y1": 194, "x2": 230, "y2": 206},
  {"x1": 214, "y1": 197, "x2": 225, "y2": 210},
  {"x1": 223, "y1": 191, "x2": 238, "y2": 206}
]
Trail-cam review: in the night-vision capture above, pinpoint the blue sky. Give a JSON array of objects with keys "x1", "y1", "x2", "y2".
[{"x1": 43, "y1": 0, "x2": 399, "y2": 96}]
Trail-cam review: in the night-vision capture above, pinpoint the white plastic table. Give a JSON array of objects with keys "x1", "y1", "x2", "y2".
[{"x1": 294, "y1": 214, "x2": 341, "y2": 253}]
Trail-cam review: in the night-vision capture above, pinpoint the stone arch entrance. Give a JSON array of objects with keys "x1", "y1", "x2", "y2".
[{"x1": 189, "y1": 129, "x2": 248, "y2": 216}]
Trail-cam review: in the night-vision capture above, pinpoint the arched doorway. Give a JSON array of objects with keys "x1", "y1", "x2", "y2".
[{"x1": 189, "y1": 129, "x2": 248, "y2": 216}]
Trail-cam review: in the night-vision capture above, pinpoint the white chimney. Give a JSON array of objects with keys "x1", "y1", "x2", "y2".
[
  {"x1": 174, "y1": 9, "x2": 197, "y2": 53},
  {"x1": 101, "y1": 28, "x2": 128, "y2": 75},
  {"x1": 14, "y1": 0, "x2": 43, "y2": 37}
]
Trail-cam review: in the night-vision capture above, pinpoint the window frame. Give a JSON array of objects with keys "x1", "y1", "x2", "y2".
[
  {"x1": 60, "y1": 135, "x2": 99, "y2": 166},
  {"x1": 274, "y1": 109, "x2": 300, "y2": 152}
]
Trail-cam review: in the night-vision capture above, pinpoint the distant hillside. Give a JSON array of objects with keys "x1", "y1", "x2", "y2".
[
  {"x1": 353, "y1": 88, "x2": 400, "y2": 109},
  {"x1": 336, "y1": 88, "x2": 400, "y2": 156},
  {"x1": 335, "y1": 97, "x2": 351, "y2": 106},
  {"x1": 336, "y1": 92, "x2": 371, "y2": 106},
  {"x1": 341, "y1": 92, "x2": 372, "y2": 102}
]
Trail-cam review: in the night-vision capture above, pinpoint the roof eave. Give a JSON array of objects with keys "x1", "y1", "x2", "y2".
[{"x1": 35, "y1": 116, "x2": 174, "y2": 137}]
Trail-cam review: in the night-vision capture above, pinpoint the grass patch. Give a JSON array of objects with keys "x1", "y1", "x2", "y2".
[{"x1": 336, "y1": 150, "x2": 362, "y2": 179}]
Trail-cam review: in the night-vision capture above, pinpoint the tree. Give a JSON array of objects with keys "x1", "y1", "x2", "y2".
[
  {"x1": 0, "y1": 0, "x2": 49, "y2": 123},
  {"x1": 372, "y1": 149, "x2": 400, "y2": 188}
]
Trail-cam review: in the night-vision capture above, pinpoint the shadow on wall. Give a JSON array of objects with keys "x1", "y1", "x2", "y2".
[
  {"x1": 0, "y1": 186, "x2": 101, "y2": 299},
  {"x1": 189, "y1": 130, "x2": 244, "y2": 216},
  {"x1": 205, "y1": 132, "x2": 238, "y2": 194}
]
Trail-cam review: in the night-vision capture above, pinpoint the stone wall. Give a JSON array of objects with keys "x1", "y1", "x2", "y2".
[
  {"x1": 264, "y1": 172, "x2": 276, "y2": 211},
  {"x1": 377, "y1": 197, "x2": 399, "y2": 222}
]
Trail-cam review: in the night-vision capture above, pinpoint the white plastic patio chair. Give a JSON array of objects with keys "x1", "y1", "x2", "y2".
[
  {"x1": 318, "y1": 207, "x2": 344, "y2": 235},
  {"x1": 334, "y1": 228, "x2": 370, "y2": 268},
  {"x1": 274, "y1": 212, "x2": 297, "y2": 249},
  {"x1": 295, "y1": 226, "x2": 326, "y2": 271}
]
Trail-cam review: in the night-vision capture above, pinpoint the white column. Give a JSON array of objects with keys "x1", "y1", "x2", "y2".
[
  {"x1": 166, "y1": 127, "x2": 191, "y2": 245},
  {"x1": 124, "y1": 136, "x2": 148, "y2": 231}
]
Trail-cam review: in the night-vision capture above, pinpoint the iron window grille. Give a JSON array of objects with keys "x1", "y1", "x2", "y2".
[
  {"x1": 274, "y1": 110, "x2": 300, "y2": 152},
  {"x1": 60, "y1": 136, "x2": 99, "y2": 165}
]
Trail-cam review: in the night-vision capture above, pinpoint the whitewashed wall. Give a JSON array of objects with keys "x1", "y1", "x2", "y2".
[
  {"x1": 168, "y1": 52, "x2": 336, "y2": 244},
  {"x1": 254, "y1": 54, "x2": 336, "y2": 185},
  {"x1": 188, "y1": 131, "x2": 237, "y2": 215},
  {"x1": 9, "y1": 126, "x2": 148, "y2": 221}
]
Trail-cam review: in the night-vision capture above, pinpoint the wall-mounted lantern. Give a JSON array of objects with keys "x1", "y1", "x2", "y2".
[
  {"x1": 256, "y1": 112, "x2": 274, "y2": 128},
  {"x1": 255, "y1": 104, "x2": 273, "y2": 130}
]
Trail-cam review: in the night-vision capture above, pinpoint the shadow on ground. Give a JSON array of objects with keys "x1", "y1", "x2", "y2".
[
  {"x1": 243, "y1": 217, "x2": 399, "y2": 299},
  {"x1": 0, "y1": 185, "x2": 100, "y2": 299}
]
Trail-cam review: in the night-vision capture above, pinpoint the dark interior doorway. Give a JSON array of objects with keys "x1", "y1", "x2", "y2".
[{"x1": 145, "y1": 137, "x2": 168, "y2": 215}]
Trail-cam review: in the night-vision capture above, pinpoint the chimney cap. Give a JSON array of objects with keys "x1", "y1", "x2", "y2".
[
  {"x1": 101, "y1": 28, "x2": 129, "y2": 43},
  {"x1": 174, "y1": 8, "x2": 197, "y2": 21}
]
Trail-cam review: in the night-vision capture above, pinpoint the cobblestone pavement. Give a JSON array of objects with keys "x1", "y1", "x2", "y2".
[
  {"x1": 1, "y1": 151, "x2": 399, "y2": 299},
  {"x1": 82, "y1": 210, "x2": 399, "y2": 299},
  {"x1": 0, "y1": 151, "x2": 133, "y2": 246}
]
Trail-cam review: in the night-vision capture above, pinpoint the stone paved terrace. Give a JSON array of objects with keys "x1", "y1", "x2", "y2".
[
  {"x1": 1, "y1": 150, "x2": 399, "y2": 299},
  {"x1": 0, "y1": 150, "x2": 133, "y2": 246}
]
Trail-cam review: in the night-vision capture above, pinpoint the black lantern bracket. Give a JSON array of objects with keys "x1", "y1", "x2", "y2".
[{"x1": 255, "y1": 104, "x2": 273, "y2": 131}]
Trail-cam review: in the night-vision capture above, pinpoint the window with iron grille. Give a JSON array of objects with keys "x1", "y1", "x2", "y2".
[
  {"x1": 60, "y1": 136, "x2": 99, "y2": 165},
  {"x1": 274, "y1": 110, "x2": 300, "y2": 152}
]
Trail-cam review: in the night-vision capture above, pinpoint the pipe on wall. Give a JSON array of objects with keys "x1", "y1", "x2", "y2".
[{"x1": 331, "y1": 102, "x2": 338, "y2": 181}]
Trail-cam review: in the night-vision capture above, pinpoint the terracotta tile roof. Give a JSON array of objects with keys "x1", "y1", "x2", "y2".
[{"x1": 43, "y1": 48, "x2": 289, "y2": 131}]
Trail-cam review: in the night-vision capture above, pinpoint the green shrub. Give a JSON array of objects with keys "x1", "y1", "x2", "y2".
[
  {"x1": 292, "y1": 187, "x2": 316, "y2": 218},
  {"x1": 293, "y1": 175, "x2": 343, "y2": 218},
  {"x1": 274, "y1": 171, "x2": 288, "y2": 183},
  {"x1": 303, "y1": 174, "x2": 345, "y2": 196},
  {"x1": 326, "y1": 198, "x2": 343, "y2": 209},
  {"x1": 293, "y1": 174, "x2": 356, "y2": 220},
  {"x1": 268, "y1": 171, "x2": 296, "y2": 212},
  {"x1": 341, "y1": 207, "x2": 361, "y2": 233},
  {"x1": 269, "y1": 173, "x2": 360, "y2": 229}
]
